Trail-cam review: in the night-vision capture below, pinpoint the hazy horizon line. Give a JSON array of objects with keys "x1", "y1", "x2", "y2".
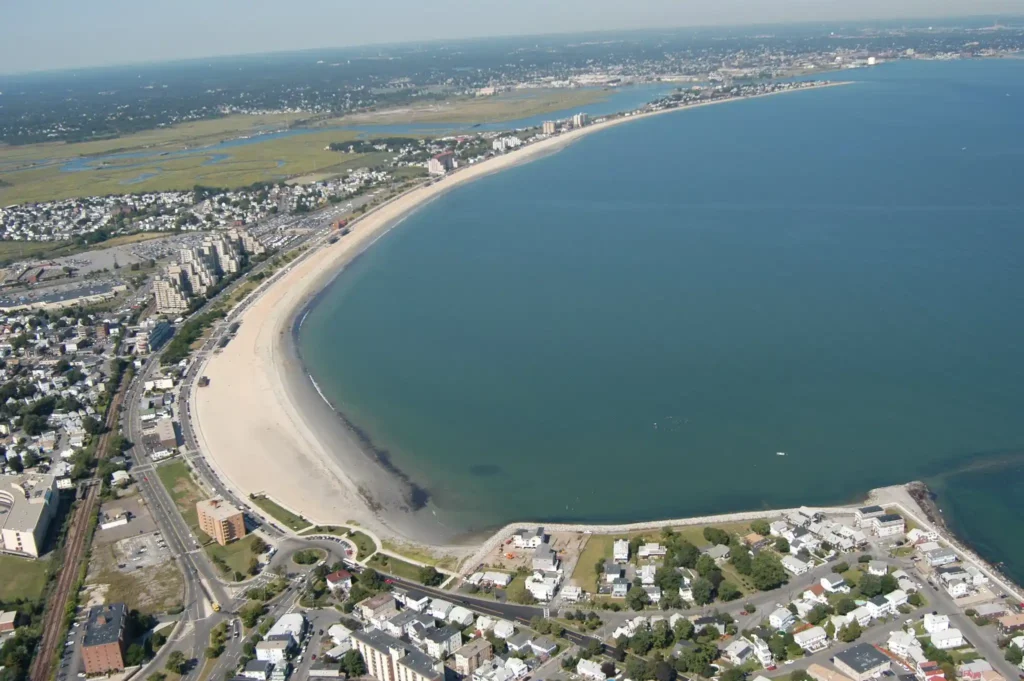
[{"x1": 1, "y1": 12, "x2": 1021, "y2": 79}]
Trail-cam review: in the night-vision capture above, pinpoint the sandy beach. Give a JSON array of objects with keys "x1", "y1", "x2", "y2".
[{"x1": 190, "y1": 81, "x2": 851, "y2": 552}]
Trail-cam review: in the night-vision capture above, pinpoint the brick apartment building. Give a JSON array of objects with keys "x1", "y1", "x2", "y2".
[
  {"x1": 196, "y1": 497, "x2": 246, "y2": 546},
  {"x1": 82, "y1": 603, "x2": 127, "y2": 674}
]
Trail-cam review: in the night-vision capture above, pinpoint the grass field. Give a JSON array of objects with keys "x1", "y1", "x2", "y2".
[
  {"x1": 0, "y1": 554, "x2": 51, "y2": 602},
  {"x1": 368, "y1": 554, "x2": 424, "y2": 583},
  {"x1": 251, "y1": 495, "x2": 311, "y2": 532},
  {"x1": 325, "y1": 88, "x2": 607, "y2": 126},
  {"x1": 381, "y1": 540, "x2": 456, "y2": 570},
  {"x1": 206, "y1": 535, "x2": 263, "y2": 576},
  {"x1": 350, "y1": 531, "x2": 377, "y2": 560},
  {"x1": 156, "y1": 460, "x2": 206, "y2": 531}
]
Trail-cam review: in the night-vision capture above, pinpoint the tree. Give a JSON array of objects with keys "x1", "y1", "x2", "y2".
[
  {"x1": 655, "y1": 566, "x2": 682, "y2": 592},
  {"x1": 166, "y1": 650, "x2": 187, "y2": 675},
  {"x1": 691, "y1": 577, "x2": 714, "y2": 605},
  {"x1": 82, "y1": 415, "x2": 103, "y2": 435},
  {"x1": 750, "y1": 519, "x2": 771, "y2": 535},
  {"x1": 338, "y1": 650, "x2": 366, "y2": 677},
  {"x1": 358, "y1": 568, "x2": 383, "y2": 591},
  {"x1": 672, "y1": 541, "x2": 700, "y2": 569},
  {"x1": 631, "y1": 628, "x2": 654, "y2": 655},
  {"x1": 651, "y1": 621, "x2": 674, "y2": 649},
  {"x1": 418, "y1": 566, "x2": 444, "y2": 586},
  {"x1": 835, "y1": 597, "x2": 857, "y2": 615},
  {"x1": 1005, "y1": 644, "x2": 1023, "y2": 666},
  {"x1": 125, "y1": 643, "x2": 147, "y2": 666},
  {"x1": 601, "y1": 662, "x2": 618, "y2": 678},
  {"x1": 730, "y1": 549, "x2": 753, "y2": 576},
  {"x1": 880, "y1": 574, "x2": 899, "y2": 594},
  {"x1": 674, "y1": 617, "x2": 694, "y2": 641},
  {"x1": 696, "y1": 554, "x2": 717, "y2": 577},
  {"x1": 824, "y1": 620, "x2": 836, "y2": 640},
  {"x1": 908, "y1": 592, "x2": 924, "y2": 607},
  {"x1": 721, "y1": 669, "x2": 746, "y2": 681},
  {"x1": 703, "y1": 527, "x2": 730, "y2": 546},
  {"x1": 626, "y1": 657, "x2": 650, "y2": 681},
  {"x1": 719, "y1": 582, "x2": 741, "y2": 602},
  {"x1": 247, "y1": 556, "x2": 261, "y2": 576},
  {"x1": 655, "y1": 660, "x2": 677, "y2": 681},
  {"x1": 239, "y1": 601, "x2": 266, "y2": 628},
  {"x1": 750, "y1": 553, "x2": 787, "y2": 590},
  {"x1": 857, "y1": 554, "x2": 872, "y2": 563},
  {"x1": 832, "y1": 562, "x2": 849, "y2": 574},
  {"x1": 507, "y1": 579, "x2": 537, "y2": 605},
  {"x1": 250, "y1": 537, "x2": 270, "y2": 555},
  {"x1": 149, "y1": 674, "x2": 167, "y2": 681},
  {"x1": 627, "y1": 585, "x2": 651, "y2": 611},
  {"x1": 774, "y1": 536, "x2": 790, "y2": 553},
  {"x1": 838, "y1": 621, "x2": 862, "y2": 643},
  {"x1": 792, "y1": 670, "x2": 813, "y2": 681},
  {"x1": 859, "y1": 574, "x2": 883, "y2": 598},
  {"x1": 807, "y1": 605, "x2": 831, "y2": 625}
]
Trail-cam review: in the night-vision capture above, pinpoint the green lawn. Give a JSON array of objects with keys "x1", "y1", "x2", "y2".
[
  {"x1": 251, "y1": 495, "x2": 311, "y2": 532},
  {"x1": 206, "y1": 535, "x2": 263, "y2": 576},
  {"x1": 368, "y1": 554, "x2": 424, "y2": 583},
  {"x1": 573, "y1": 535, "x2": 615, "y2": 592},
  {"x1": 0, "y1": 554, "x2": 51, "y2": 602},
  {"x1": 156, "y1": 460, "x2": 205, "y2": 531},
  {"x1": 350, "y1": 531, "x2": 377, "y2": 560}
]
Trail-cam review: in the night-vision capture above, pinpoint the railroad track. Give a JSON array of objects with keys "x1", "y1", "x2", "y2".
[{"x1": 30, "y1": 387, "x2": 125, "y2": 681}]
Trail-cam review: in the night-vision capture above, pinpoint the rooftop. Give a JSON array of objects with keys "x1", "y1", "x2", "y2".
[
  {"x1": 352, "y1": 629, "x2": 441, "y2": 680},
  {"x1": 834, "y1": 643, "x2": 890, "y2": 673},
  {"x1": 0, "y1": 472, "x2": 56, "y2": 534},
  {"x1": 196, "y1": 497, "x2": 243, "y2": 522},
  {"x1": 83, "y1": 603, "x2": 126, "y2": 648}
]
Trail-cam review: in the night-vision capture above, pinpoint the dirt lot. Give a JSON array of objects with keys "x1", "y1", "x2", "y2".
[{"x1": 477, "y1": 531, "x2": 588, "y2": 573}]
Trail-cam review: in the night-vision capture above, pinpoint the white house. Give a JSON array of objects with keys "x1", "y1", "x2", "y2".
[
  {"x1": 638, "y1": 543, "x2": 667, "y2": 559},
  {"x1": 749, "y1": 635, "x2": 774, "y2": 666},
  {"x1": 924, "y1": 614, "x2": 950, "y2": 634},
  {"x1": 931, "y1": 629, "x2": 964, "y2": 650},
  {"x1": 525, "y1": 572, "x2": 560, "y2": 602},
  {"x1": 532, "y1": 544, "x2": 560, "y2": 572},
  {"x1": 640, "y1": 564, "x2": 657, "y2": 585},
  {"x1": 613, "y1": 539, "x2": 630, "y2": 563},
  {"x1": 793, "y1": 626, "x2": 828, "y2": 652},
  {"x1": 493, "y1": 620, "x2": 516, "y2": 639},
  {"x1": 769, "y1": 608, "x2": 795, "y2": 631},
  {"x1": 448, "y1": 606, "x2": 475, "y2": 627},
  {"x1": 821, "y1": 575, "x2": 850, "y2": 593},
  {"x1": 430, "y1": 599, "x2": 455, "y2": 620},
  {"x1": 849, "y1": 606, "x2": 873, "y2": 627},
  {"x1": 871, "y1": 514, "x2": 906, "y2": 538},
  {"x1": 561, "y1": 585, "x2": 583, "y2": 603},
  {"x1": 769, "y1": 521, "x2": 790, "y2": 536},
  {"x1": 781, "y1": 555, "x2": 810, "y2": 575},
  {"x1": 867, "y1": 561, "x2": 888, "y2": 577},
  {"x1": 724, "y1": 640, "x2": 754, "y2": 665},
  {"x1": 885, "y1": 590, "x2": 908, "y2": 610},
  {"x1": 866, "y1": 596, "x2": 891, "y2": 619},
  {"x1": 513, "y1": 527, "x2": 546, "y2": 549},
  {"x1": 945, "y1": 579, "x2": 969, "y2": 598},
  {"x1": 424, "y1": 626, "x2": 463, "y2": 659},
  {"x1": 887, "y1": 630, "x2": 917, "y2": 657},
  {"x1": 576, "y1": 659, "x2": 605, "y2": 681}
]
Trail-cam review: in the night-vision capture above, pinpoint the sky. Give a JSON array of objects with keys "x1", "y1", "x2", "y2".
[{"x1": 1, "y1": 0, "x2": 1021, "y2": 74}]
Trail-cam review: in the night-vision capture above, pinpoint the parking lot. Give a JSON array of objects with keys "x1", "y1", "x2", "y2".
[{"x1": 114, "y1": 532, "x2": 171, "y2": 572}]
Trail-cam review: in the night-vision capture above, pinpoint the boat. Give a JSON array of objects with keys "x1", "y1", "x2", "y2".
[{"x1": 776, "y1": 452, "x2": 786, "y2": 456}]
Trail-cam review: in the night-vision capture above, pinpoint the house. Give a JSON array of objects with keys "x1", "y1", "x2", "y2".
[
  {"x1": 454, "y1": 639, "x2": 493, "y2": 677},
  {"x1": 613, "y1": 539, "x2": 630, "y2": 563},
  {"x1": 724, "y1": 639, "x2": 754, "y2": 665},
  {"x1": 512, "y1": 527, "x2": 547, "y2": 549},
  {"x1": 395, "y1": 589, "x2": 432, "y2": 612},
  {"x1": 532, "y1": 543, "x2": 559, "y2": 572},
  {"x1": 918, "y1": 661, "x2": 946, "y2": 681},
  {"x1": 492, "y1": 620, "x2": 516, "y2": 639},
  {"x1": 769, "y1": 520, "x2": 790, "y2": 536},
  {"x1": 769, "y1": 608, "x2": 796, "y2": 631},
  {"x1": 973, "y1": 603, "x2": 1007, "y2": 619},
  {"x1": 448, "y1": 606, "x2": 475, "y2": 628},
  {"x1": 430, "y1": 599, "x2": 455, "y2": 621},
  {"x1": 705, "y1": 545, "x2": 731, "y2": 562},
  {"x1": 423, "y1": 625, "x2": 463, "y2": 659},
  {"x1": 793, "y1": 599, "x2": 818, "y2": 620},
  {"x1": 906, "y1": 528, "x2": 939, "y2": 544},
  {"x1": 867, "y1": 561, "x2": 888, "y2": 577},
  {"x1": 749, "y1": 635, "x2": 774, "y2": 666},
  {"x1": 525, "y1": 572, "x2": 560, "y2": 601},
  {"x1": 871, "y1": 514, "x2": 905, "y2": 538},
  {"x1": 529, "y1": 636, "x2": 558, "y2": 657},
  {"x1": 744, "y1": 533, "x2": 769, "y2": 548},
  {"x1": 561, "y1": 585, "x2": 583, "y2": 603},
  {"x1": 604, "y1": 562, "x2": 624, "y2": 584},
  {"x1": 793, "y1": 626, "x2": 828, "y2": 652},
  {"x1": 831, "y1": 614, "x2": 853, "y2": 632},
  {"x1": 923, "y1": 614, "x2": 949, "y2": 633},
  {"x1": 242, "y1": 661, "x2": 273, "y2": 680},
  {"x1": 945, "y1": 579, "x2": 969, "y2": 598},
  {"x1": 866, "y1": 596, "x2": 891, "y2": 619},
  {"x1": 958, "y1": 661, "x2": 994, "y2": 681},
  {"x1": 612, "y1": 578, "x2": 630, "y2": 599},
  {"x1": 803, "y1": 584, "x2": 829, "y2": 605},
  {"x1": 255, "y1": 639, "x2": 289, "y2": 664},
  {"x1": 325, "y1": 570, "x2": 352, "y2": 593},
  {"x1": 640, "y1": 564, "x2": 657, "y2": 585},
  {"x1": 999, "y1": 614, "x2": 1024, "y2": 634},
  {"x1": 383, "y1": 610, "x2": 428, "y2": 638},
  {"x1": 643, "y1": 586, "x2": 662, "y2": 605},
  {"x1": 638, "y1": 543, "x2": 667, "y2": 559},
  {"x1": 849, "y1": 606, "x2": 873, "y2": 627},
  {"x1": 328, "y1": 624, "x2": 353, "y2": 652},
  {"x1": 885, "y1": 590, "x2": 908, "y2": 610},
  {"x1": 505, "y1": 632, "x2": 533, "y2": 654},
  {"x1": 807, "y1": 663, "x2": 855, "y2": 681},
  {"x1": 855, "y1": 506, "x2": 886, "y2": 528},
  {"x1": 782, "y1": 555, "x2": 811, "y2": 575},
  {"x1": 0, "y1": 611, "x2": 17, "y2": 633},
  {"x1": 822, "y1": 575, "x2": 850, "y2": 593},
  {"x1": 832, "y1": 643, "x2": 892, "y2": 681},
  {"x1": 577, "y1": 658, "x2": 606, "y2": 681},
  {"x1": 480, "y1": 572, "x2": 512, "y2": 588},
  {"x1": 267, "y1": 614, "x2": 306, "y2": 647},
  {"x1": 358, "y1": 593, "x2": 398, "y2": 625},
  {"x1": 931, "y1": 629, "x2": 964, "y2": 650},
  {"x1": 887, "y1": 630, "x2": 917, "y2": 657},
  {"x1": 923, "y1": 547, "x2": 957, "y2": 567}
]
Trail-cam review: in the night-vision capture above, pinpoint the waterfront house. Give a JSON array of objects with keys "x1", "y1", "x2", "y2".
[
  {"x1": 613, "y1": 539, "x2": 630, "y2": 563},
  {"x1": 532, "y1": 543, "x2": 559, "y2": 572},
  {"x1": 639, "y1": 543, "x2": 667, "y2": 560},
  {"x1": 512, "y1": 527, "x2": 547, "y2": 549}
]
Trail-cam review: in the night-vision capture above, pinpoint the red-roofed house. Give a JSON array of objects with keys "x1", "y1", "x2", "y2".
[{"x1": 326, "y1": 570, "x2": 353, "y2": 593}]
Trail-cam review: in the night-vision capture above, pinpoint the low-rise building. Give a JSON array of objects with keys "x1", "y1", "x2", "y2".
[
  {"x1": 81, "y1": 603, "x2": 127, "y2": 675},
  {"x1": 931, "y1": 629, "x2": 964, "y2": 650},
  {"x1": 0, "y1": 472, "x2": 59, "y2": 557},
  {"x1": 832, "y1": 643, "x2": 891, "y2": 681},
  {"x1": 807, "y1": 663, "x2": 855, "y2": 681},
  {"x1": 871, "y1": 514, "x2": 905, "y2": 537},
  {"x1": 613, "y1": 539, "x2": 630, "y2": 562},
  {"x1": 454, "y1": 638, "x2": 492, "y2": 677},
  {"x1": 769, "y1": 608, "x2": 795, "y2": 631},
  {"x1": 359, "y1": 593, "x2": 399, "y2": 625},
  {"x1": 793, "y1": 626, "x2": 828, "y2": 652},
  {"x1": 924, "y1": 613, "x2": 950, "y2": 634}
]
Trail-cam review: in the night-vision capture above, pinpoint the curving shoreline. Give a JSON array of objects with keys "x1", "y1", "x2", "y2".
[{"x1": 189, "y1": 81, "x2": 853, "y2": 553}]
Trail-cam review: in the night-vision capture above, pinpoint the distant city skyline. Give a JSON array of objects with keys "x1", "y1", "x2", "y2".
[{"x1": 1, "y1": 0, "x2": 1022, "y2": 75}]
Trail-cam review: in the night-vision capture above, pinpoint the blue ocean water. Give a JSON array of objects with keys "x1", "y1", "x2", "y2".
[{"x1": 299, "y1": 59, "x2": 1024, "y2": 576}]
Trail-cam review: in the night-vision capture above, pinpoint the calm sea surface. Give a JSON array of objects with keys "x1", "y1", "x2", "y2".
[{"x1": 299, "y1": 59, "x2": 1024, "y2": 577}]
